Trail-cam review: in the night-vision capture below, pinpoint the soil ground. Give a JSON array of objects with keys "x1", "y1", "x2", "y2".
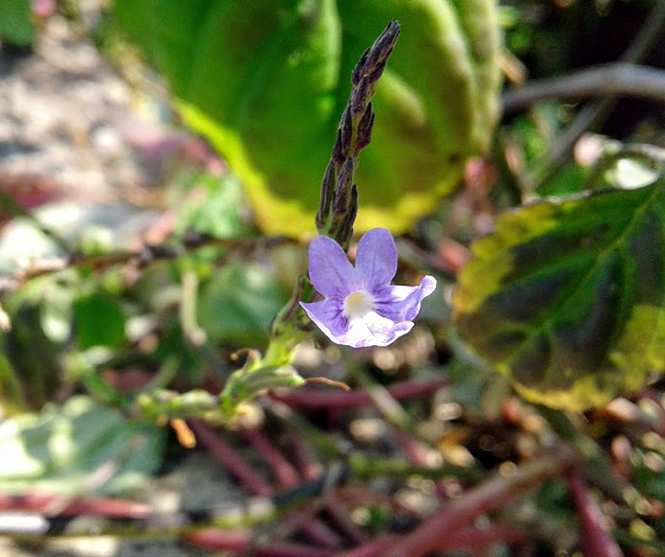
[{"x1": 0, "y1": 15, "x2": 234, "y2": 557}]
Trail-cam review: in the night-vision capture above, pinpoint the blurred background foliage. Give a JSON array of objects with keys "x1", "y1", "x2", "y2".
[
  {"x1": 0, "y1": 0, "x2": 36, "y2": 45},
  {"x1": 109, "y1": 0, "x2": 502, "y2": 235},
  {"x1": 1, "y1": 0, "x2": 665, "y2": 555}
]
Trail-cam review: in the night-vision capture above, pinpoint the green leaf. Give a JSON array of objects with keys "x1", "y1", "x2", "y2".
[
  {"x1": 0, "y1": 353, "x2": 26, "y2": 414},
  {"x1": 0, "y1": 0, "x2": 36, "y2": 46},
  {"x1": 198, "y1": 261, "x2": 289, "y2": 346},
  {"x1": 454, "y1": 180, "x2": 665, "y2": 411},
  {"x1": 4, "y1": 303, "x2": 63, "y2": 411},
  {"x1": 111, "y1": 0, "x2": 501, "y2": 235},
  {"x1": 0, "y1": 395, "x2": 165, "y2": 495},
  {"x1": 74, "y1": 292, "x2": 126, "y2": 349},
  {"x1": 175, "y1": 173, "x2": 250, "y2": 239}
]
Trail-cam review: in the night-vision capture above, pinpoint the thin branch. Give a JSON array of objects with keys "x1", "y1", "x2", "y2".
[
  {"x1": 323, "y1": 496, "x2": 370, "y2": 545},
  {"x1": 300, "y1": 520, "x2": 344, "y2": 549},
  {"x1": 384, "y1": 445, "x2": 578, "y2": 557},
  {"x1": 0, "y1": 494, "x2": 152, "y2": 519},
  {"x1": 502, "y1": 63, "x2": 665, "y2": 114},
  {"x1": 272, "y1": 378, "x2": 447, "y2": 409},
  {"x1": 188, "y1": 420, "x2": 274, "y2": 497},
  {"x1": 241, "y1": 426, "x2": 301, "y2": 489},
  {"x1": 183, "y1": 529, "x2": 335, "y2": 557},
  {"x1": 567, "y1": 472, "x2": 624, "y2": 557},
  {"x1": 524, "y1": 0, "x2": 665, "y2": 191},
  {"x1": 0, "y1": 233, "x2": 293, "y2": 294},
  {"x1": 338, "y1": 525, "x2": 527, "y2": 557},
  {"x1": 338, "y1": 536, "x2": 398, "y2": 557}
]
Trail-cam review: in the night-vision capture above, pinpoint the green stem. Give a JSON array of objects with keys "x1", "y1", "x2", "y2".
[
  {"x1": 68, "y1": 351, "x2": 131, "y2": 409},
  {"x1": 348, "y1": 452, "x2": 484, "y2": 483}
]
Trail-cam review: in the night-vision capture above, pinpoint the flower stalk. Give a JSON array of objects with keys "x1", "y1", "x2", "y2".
[
  {"x1": 262, "y1": 23, "x2": 401, "y2": 356},
  {"x1": 134, "y1": 22, "x2": 402, "y2": 422}
]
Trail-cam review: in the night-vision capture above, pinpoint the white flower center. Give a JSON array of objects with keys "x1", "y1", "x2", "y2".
[{"x1": 343, "y1": 290, "x2": 375, "y2": 320}]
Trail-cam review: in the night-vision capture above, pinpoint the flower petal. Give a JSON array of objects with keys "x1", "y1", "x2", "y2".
[
  {"x1": 374, "y1": 275, "x2": 437, "y2": 322},
  {"x1": 302, "y1": 302, "x2": 413, "y2": 348},
  {"x1": 341, "y1": 312, "x2": 413, "y2": 348},
  {"x1": 356, "y1": 228, "x2": 397, "y2": 289},
  {"x1": 308, "y1": 235, "x2": 356, "y2": 298},
  {"x1": 300, "y1": 299, "x2": 347, "y2": 344}
]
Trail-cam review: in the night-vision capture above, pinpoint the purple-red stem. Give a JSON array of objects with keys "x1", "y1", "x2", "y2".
[
  {"x1": 324, "y1": 496, "x2": 370, "y2": 545},
  {"x1": 184, "y1": 529, "x2": 248, "y2": 550},
  {"x1": 184, "y1": 529, "x2": 334, "y2": 556},
  {"x1": 191, "y1": 421, "x2": 339, "y2": 547},
  {"x1": 383, "y1": 446, "x2": 577, "y2": 557},
  {"x1": 439, "y1": 524, "x2": 526, "y2": 550},
  {"x1": 0, "y1": 494, "x2": 151, "y2": 518},
  {"x1": 286, "y1": 430, "x2": 324, "y2": 480},
  {"x1": 393, "y1": 429, "x2": 433, "y2": 468},
  {"x1": 188, "y1": 419, "x2": 273, "y2": 497},
  {"x1": 274, "y1": 378, "x2": 447, "y2": 409},
  {"x1": 301, "y1": 520, "x2": 344, "y2": 548},
  {"x1": 392, "y1": 429, "x2": 449, "y2": 500},
  {"x1": 241, "y1": 426, "x2": 300, "y2": 488},
  {"x1": 567, "y1": 472, "x2": 624, "y2": 557},
  {"x1": 258, "y1": 544, "x2": 335, "y2": 557},
  {"x1": 337, "y1": 525, "x2": 526, "y2": 557},
  {"x1": 338, "y1": 535, "x2": 399, "y2": 557}
]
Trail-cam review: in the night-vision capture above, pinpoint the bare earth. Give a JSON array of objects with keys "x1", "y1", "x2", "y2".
[{"x1": 0, "y1": 15, "x2": 237, "y2": 557}]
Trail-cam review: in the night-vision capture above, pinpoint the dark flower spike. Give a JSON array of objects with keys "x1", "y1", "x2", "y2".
[
  {"x1": 315, "y1": 162, "x2": 336, "y2": 231},
  {"x1": 316, "y1": 21, "x2": 401, "y2": 246},
  {"x1": 274, "y1": 22, "x2": 401, "y2": 342}
]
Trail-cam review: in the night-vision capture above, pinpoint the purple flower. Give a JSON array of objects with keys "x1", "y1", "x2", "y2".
[{"x1": 300, "y1": 228, "x2": 436, "y2": 348}]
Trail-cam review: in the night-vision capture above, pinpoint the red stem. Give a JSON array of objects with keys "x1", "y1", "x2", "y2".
[
  {"x1": 567, "y1": 472, "x2": 624, "y2": 557},
  {"x1": 228, "y1": 427, "x2": 342, "y2": 548},
  {"x1": 183, "y1": 529, "x2": 249, "y2": 550},
  {"x1": 440, "y1": 524, "x2": 526, "y2": 550},
  {"x1": 258, "y1": 545, "x2": 336, "y2": 557},
  {"x1": 338, "y1": 535, "x2": 399, "y2": 557},
  {"x1": 384, "y1": 447, "x2": 577, "y2": 557},
  {"x1": 274, "y1": 378, "x2": 447, "y2": 409},
  {"x1": 266, "y1": 499, "x2": 342, "y2": 549},
  {"x1": 393, "y1": 429, "x2": 433, "y2": 468},
  {"x1": 286, "y1": 431, "x2": 324, "y2": 480},
  {"x1": 324, "y1": 496, "x2": 370, "y2": 545},
  {"x1": 0, "y1": 494, "x2": 151, "y2": 518},
  {"x1": 184, "y1": 529, "x2": 334, "y2": 556},
  {"x1": 188, "y1": 419, "x2": 273, "y2": 497},
  {"x1": 241, "y1": 426, "x2": 300, "y2": 488},
  {"x1": 301, "y1": 520, "x2": 344, "y2": 548},
  {"x1": 337, "y1": 525, "x2": 526, "y2": 557}
]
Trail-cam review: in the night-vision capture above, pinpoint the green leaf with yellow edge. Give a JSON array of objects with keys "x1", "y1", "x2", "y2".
[
  {"x1": 111, "y1": 0, "x2": 501, "y2": 236},
  {"x1": 454, "y1": 179, "x2": 665, "y2": 411}
]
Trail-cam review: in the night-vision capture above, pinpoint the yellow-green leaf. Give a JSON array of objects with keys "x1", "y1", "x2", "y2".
[
  {"x1": 454, "y1": 181, "x2": 665, "y2": 411},
  {"x1": 111, "y1": 0, "x2": 501, "y2": 235}
]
